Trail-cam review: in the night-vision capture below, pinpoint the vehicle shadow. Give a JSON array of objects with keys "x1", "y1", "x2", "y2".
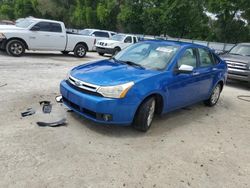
[
  {"x1": 69, "y1": 102, "x2": 216, "y2": 138},
  {"x1": 226, "y1": 79, "x2": 250, "y2": 91},
  {"x1": 0, "y1": 51, "x2": 98, "y2": 59}
]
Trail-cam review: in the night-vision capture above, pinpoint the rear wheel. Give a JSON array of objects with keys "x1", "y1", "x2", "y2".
[
  {"x1": 204, "y1": 84, "x2": 222, "y2": 107},
  {"x1": 74, "y1": 44, "x2": 87, "y2": 58},
  {"x1": 6, "y1": 40, "x2": 25, "y2": 57},
  {"x1": 98, "y1": 52, "x2": 104, "y2": 56},
  {"x1": 133, "y1": 97, "x2": 156, "y2": 132}
]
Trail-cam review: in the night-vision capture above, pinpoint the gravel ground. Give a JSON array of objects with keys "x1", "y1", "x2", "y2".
[{"x1": 0, "y1": 51, "x2": 249, "y2": 188}]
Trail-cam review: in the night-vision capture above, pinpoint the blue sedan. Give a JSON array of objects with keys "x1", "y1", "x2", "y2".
[{"x1": 60, "y1": 41, "x2": 227, "y2": 131}]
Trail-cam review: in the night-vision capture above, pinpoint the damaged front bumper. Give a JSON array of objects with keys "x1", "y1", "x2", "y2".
[{"x1": 60, "y1": 80, "x2": 138, "y2": 125}]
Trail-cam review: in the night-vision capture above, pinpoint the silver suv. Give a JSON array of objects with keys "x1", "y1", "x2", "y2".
[{"x1": 220, "y1": 43, "x2": 250, "y2": 84}]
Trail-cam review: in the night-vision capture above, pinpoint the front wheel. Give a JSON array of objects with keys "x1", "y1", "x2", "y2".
[
  {"x1": 113, "y1": 47, "x2": 121, "y2": 56},
  {"x1": 133, "y1": 97, "x2": 156, "y2": 132},
  {"x1": 74, "y1": 44, "x2": 87, "y2": 58},
  {"x1": 6, "y1": 40, "x2": 25, "y2": 57},
  {"x1": 204, "y1": 84, "x2": 222, "y2": 107}
]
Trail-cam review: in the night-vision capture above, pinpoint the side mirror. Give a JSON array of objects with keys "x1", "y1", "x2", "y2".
[
  {"x1": 30, "y1": 25, "x2": 40, "y2": 31},
  {"x1": 175, "y1": 64, "x2": 194, "y2": 74}
]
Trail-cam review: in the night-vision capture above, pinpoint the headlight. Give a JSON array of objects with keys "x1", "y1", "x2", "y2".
[
  {"x1": 97, "y1": 82, "x2": 134, "y2": 98},
  {"x1": 106, "y1": 43, "x2": 114, "y2": 47},
  {"x1": 0, "y1": 33, "x2": 6, "y2": 39}
]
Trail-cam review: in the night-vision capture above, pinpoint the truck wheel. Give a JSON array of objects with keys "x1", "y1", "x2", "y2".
[
  {"x1": 133, "y1": 97, "x2": 156, "y2": 132},
  {"x1": 74, "y1": 44, "x2": 87, "y2": 58},
  {"x1": 6, "y1": 40, "x2": 25, "y2": 57},
  {"x1": 113, "y1": 47, "x2": 121, "y2": 56},
  {"x1": 98, "y1": 52, "x2": 104, "y2": 56},
  {"x1": 61, "y1": 51, "x2": 69, "y2": 55},
  {"x1": 204, "y1": 84, "x2": 221, "y2": 107}
]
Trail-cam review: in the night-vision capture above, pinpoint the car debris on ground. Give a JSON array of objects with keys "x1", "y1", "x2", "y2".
[
  {"x1": 37, "y1": 118, "x2": 67, "y2": 127},
  {"x1": 21, "y1": 108, "x2": 36, "y2": 117}
]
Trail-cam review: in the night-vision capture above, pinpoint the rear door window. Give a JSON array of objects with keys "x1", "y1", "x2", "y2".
[
  {"x1": 50, "y1": 23, "x2": 62, "y2": 33},
  {"x1": 198, "y1": 48, "x2": 215, "y2": 67},
  {"x1": 133, "y1": 37, "x2": 137, "y2": 43}
]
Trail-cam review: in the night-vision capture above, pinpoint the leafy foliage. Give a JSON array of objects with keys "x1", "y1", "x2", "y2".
[{"x1": 0, "y1": 0, "x2": 249, "y2": 43}]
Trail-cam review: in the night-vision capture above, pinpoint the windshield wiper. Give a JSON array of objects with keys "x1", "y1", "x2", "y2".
[
  {"x1": 121, "y1": 60, "x2": 145, "y2": 69},
  {"x1": 229, "y1": 53, "x2": 242, "y2": 56}
]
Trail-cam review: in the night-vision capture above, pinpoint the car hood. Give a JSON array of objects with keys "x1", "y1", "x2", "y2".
[
  {"x1": 98, "y1": 39, "x2": 120, "y2": 44},
  {"x1": 70, "y1": 60, "x2": 159, "y2": 86},
  {"x1": 220, "y1": 54, "x2": 250, "y2": 64},
  {"x1": 0, "y1": 25, "x2": 25, "y2": 31}
]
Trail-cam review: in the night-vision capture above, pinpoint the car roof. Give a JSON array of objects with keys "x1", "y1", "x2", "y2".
[
  {"x1": 238, "y1": 43, "x2": 250, "y2": 46},
  {"x1": 82, "y1": 28, "x2": 116, "y2": 33},
  {"x1": 142, "y1": 40, "x2": 209, "y2": 49}
]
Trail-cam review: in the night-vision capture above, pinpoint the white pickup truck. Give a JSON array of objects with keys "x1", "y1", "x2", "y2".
[
  {"x1": 95, "y1": 34, "x2": 139, "y2": 56},
  {"x1": 0, "y1": 18, "x2": 96, "y2": 57}
]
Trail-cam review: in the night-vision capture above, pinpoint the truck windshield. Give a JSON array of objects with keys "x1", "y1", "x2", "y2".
[
  {"x1": 114, "y1": 42, "x2": 179, "y2": 70},
  {"x1": 16, "y1": 19, "x2": 35, "y2": 28},
  {"x1": 229, "y1": 45, "x2": 250, "y2": 56},
  {"x1": 111, "y1": 34, "x2": 126, "y2": 41}
]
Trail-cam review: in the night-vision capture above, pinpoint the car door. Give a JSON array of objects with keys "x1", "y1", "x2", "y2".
[
  {"x1": 167, "y1": 48, "x2": 202, "y2": 110},
  {"x1": 196, "y1": 48, "x2": 218, "y2": 98},
  {"x1": 28, "y1": 21, "x2": 66, "y2": 50}
]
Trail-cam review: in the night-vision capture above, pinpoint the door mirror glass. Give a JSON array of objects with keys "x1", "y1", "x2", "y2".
[{"x1": 30, "y1": 25, "x2": 40, "y2": 31}]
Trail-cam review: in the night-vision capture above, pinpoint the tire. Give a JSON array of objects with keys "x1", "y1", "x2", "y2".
[
  {"x1": 98, "y1": 52, "x2": 104, "y2": 56},
  {"x1": 74, "y1": 44, "x2": 87, "y2": 58},
  {"x1": 133, "y1": 97, "x2": 156, "y2": 132},
  {"x1": 204, "y1": 84, "x2": 222, "y2": 107},
  {"x1": 113, "y1": 47, "x2": 121, "y2": 56},
  {"x1": 6, "y1": 40, "x2": 25, "y2": 57},
  {"x1": 61, "y1": 51, "x2": 69, "y2": 55}
]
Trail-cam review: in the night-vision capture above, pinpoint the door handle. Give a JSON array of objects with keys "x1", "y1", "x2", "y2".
[
  {"x1": 192, "y1": 72, "x2": 200, "y2": 76},
  {"x1": 45, "y1": 34, "x2": 50, "y2": 37},
  {"x1": 212, "y1": 68, "x2": 218, "y2": 71}
]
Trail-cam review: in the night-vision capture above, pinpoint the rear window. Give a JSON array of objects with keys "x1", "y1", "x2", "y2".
[{"x1": 93, "y1": 31, "x2": 109, "y2": 38}]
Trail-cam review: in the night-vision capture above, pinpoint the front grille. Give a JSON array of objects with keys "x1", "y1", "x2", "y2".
[
  {"x1": 63, "y1": 97, "x2": 97, "y2": 118},
  {"x1": 226, "y1": 61, "x2": 248, "y2": 70},
  {"x1": 66, "y1": 80, "x2": 102, "y2": 97}
]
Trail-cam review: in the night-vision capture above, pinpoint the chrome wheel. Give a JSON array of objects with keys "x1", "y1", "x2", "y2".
[
  {"x1": 10, "y1": 43, "x2": 23, "y2": 55},
  {"x1": 77, "y1": 47, "x2": 86, "y2": 57},
  {"x1": 211, "y1": 85, "x2": 221, "y2": 104},
  {"x1": 147, "y1": 100, "x2": 155, "y2": 127}
]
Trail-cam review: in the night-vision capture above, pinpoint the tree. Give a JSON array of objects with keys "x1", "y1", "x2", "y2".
[{"x1": 206, "y1": 0, "x2": 250, "y2": 42}]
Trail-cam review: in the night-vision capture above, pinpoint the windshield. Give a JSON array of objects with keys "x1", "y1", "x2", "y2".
[
  {"x1": 114, "y1": 42, "x2": 179, "y2": 70},
  {"x1": 79, "y1": 29, "x2": 93, "y2": 35},
  {"x1": 111, "y1": 34, "x2": 126, "y2": 41},
  {"x1": 229, "y1": 45, "x2": 250, "y2": 56},
  {"x1": 15, "y1": 19, "x2": 35, "y2": 28}
]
